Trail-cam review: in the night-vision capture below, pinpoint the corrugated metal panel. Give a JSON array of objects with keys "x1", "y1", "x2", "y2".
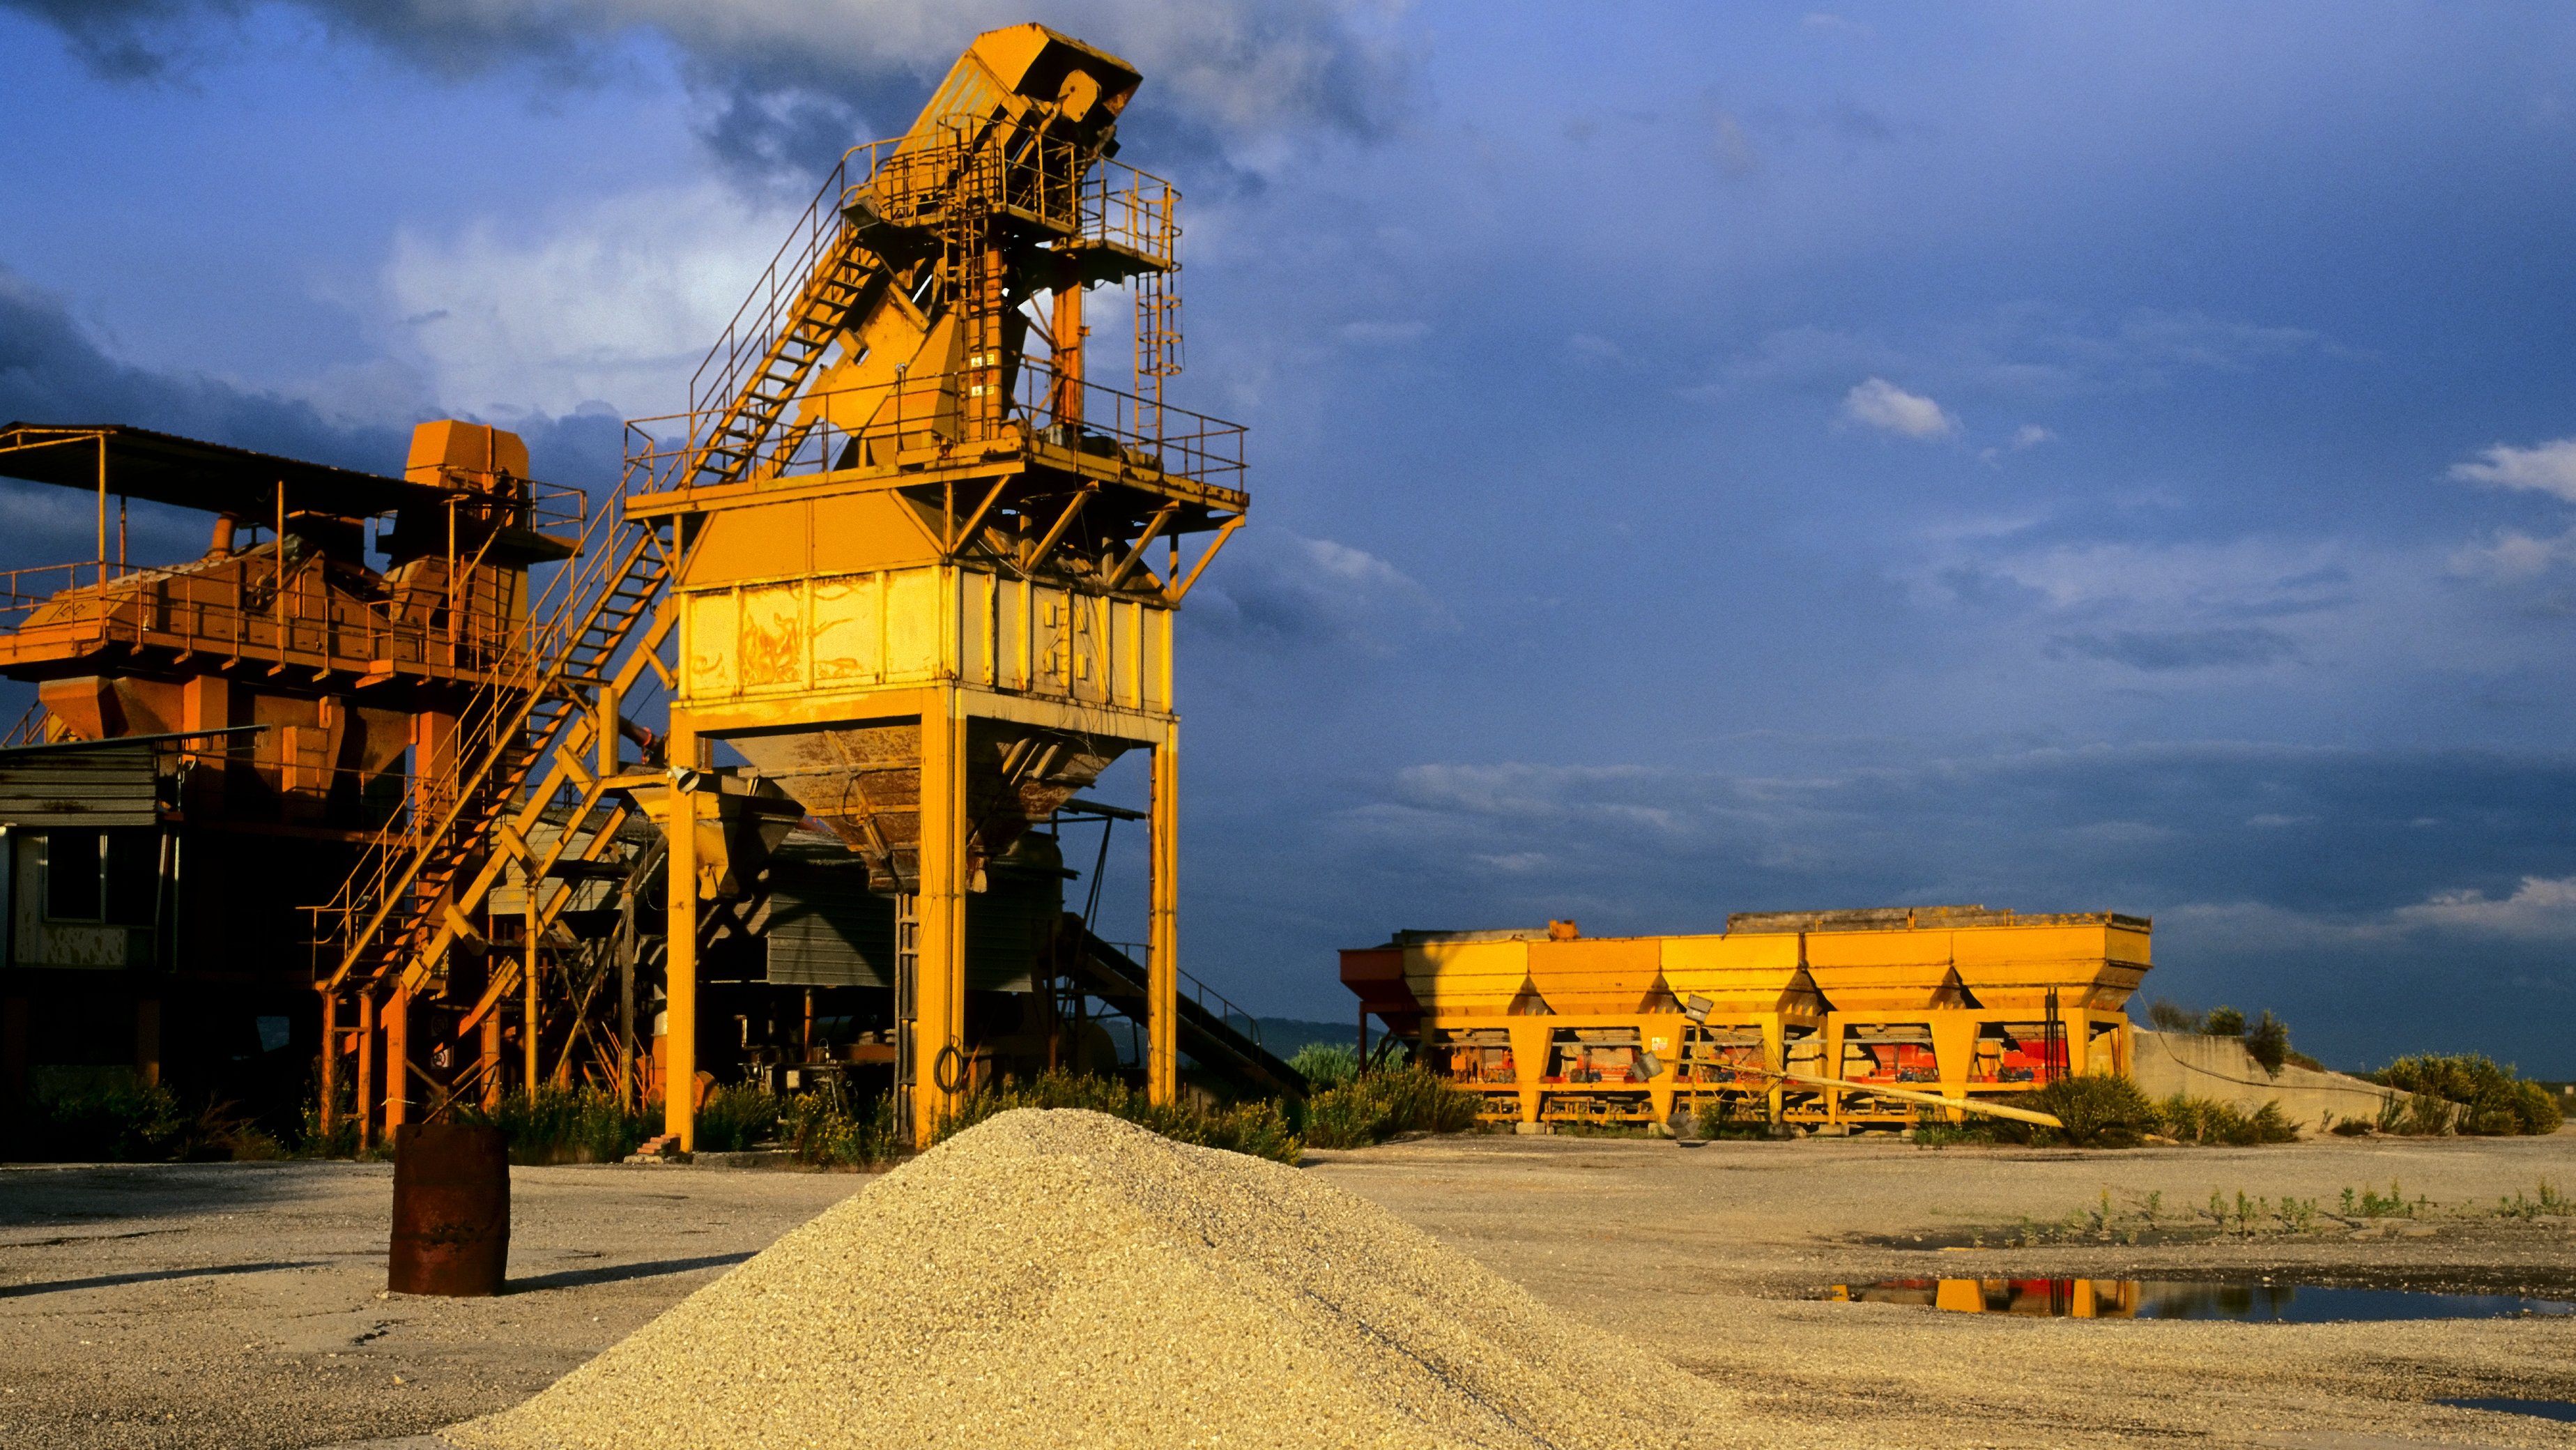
[
  {"x1": 759, "y1": 853, "x2": 1063, "y2": 992},
  {"x1": 0, "y1": 745, "x2": 162, "y2": 827},
  {"x1": 764, "y1": 857, "x2": 895, "y2": 988}
]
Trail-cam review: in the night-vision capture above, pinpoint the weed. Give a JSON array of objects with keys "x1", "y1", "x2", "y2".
[
  {"x1": 2497, "y1": 1182, "x2": 2568, "y2": 1219},
  {"x1": 454, "y1": 1086, "x2": 648, "y2": 1165},
  {"x1": 1287, "y1": 1042, "x2": 1360, "y2": 1090},
  {"x1": 2202, "y1": 1005, "x2": 2246, "y2": 1038},
  {"x1": 1697, "y1": 1094, "x2": 1775, "y2": 1140},
  {"x1": 693, "y1": 1085, "x2": 782, "y2": 1152},
  {"x1": 782, "y1": 1091, "x2": 901, "y2": 1169},
  {"x1": 2154, "y1": 1094, "x2": 2298, "y2": 1145},
  {"x1": 1301, "y1": 1064, "x2": 1482, "y2": 1149},
  {"x1": 2348, "y1": 1180, "x2": 2414, "y2": 1218}
]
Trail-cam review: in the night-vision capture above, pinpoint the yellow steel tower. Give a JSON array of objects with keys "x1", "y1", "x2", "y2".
[{"x1": 624, "y1": 24, "x2": 1245, "y2": 1147}]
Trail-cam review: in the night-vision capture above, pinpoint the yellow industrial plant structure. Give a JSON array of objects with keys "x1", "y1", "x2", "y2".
[
  {"x1": 0, "y1": 22, "x2": 1259, "y2": 1154},
  {"x1": 1343, "y1": 906, "x2": 2149, "y2": 1128},
  {"x1": 619, "y1": 23, "x2": 1241, "y2": 1147}
]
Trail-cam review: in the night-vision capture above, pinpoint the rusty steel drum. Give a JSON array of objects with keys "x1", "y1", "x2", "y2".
[{"x1": 388, "y1": 1123, "x2": 510, "y2": 1296}]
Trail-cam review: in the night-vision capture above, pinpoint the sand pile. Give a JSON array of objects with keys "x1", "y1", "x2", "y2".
[{"x1": 448, "y1": 1109, "x2": 1771, "y2": 1449}]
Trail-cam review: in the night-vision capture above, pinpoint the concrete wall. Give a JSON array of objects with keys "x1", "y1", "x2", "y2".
[{"x1": 2130, "y1": 1028, "x2": 2399, "y2": 1134}]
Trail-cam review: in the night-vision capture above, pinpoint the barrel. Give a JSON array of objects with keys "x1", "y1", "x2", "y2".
[{"x1": 388, "y1": 1122, "x2": 510, "y2": 1296}]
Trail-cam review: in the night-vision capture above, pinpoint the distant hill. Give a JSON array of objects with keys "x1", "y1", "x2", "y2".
[{"x1": 1254, "y1": 1018, "x2": 1358, "y2": 1058}]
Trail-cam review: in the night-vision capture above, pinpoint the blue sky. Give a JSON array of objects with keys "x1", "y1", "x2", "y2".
[{"x1": 5, "y1": 2, "x2": 2576, "y2": 1071}]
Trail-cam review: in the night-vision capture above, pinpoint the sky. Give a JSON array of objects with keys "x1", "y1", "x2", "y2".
[{"x1": 3, "y1": 2, "x2": 2576, "y2": 1072}]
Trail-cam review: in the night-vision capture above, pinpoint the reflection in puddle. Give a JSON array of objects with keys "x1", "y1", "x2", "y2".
[
  {"x1": 1830, "y1": 1279, "x2": 2576, "y2": 1322},
  {"x1": 2441, "y1": 1401, "x2": 2576, "y2": 1421},
  {"x1": 2440, "y1": 1398, "x2": 2576, "y2": 1422}
]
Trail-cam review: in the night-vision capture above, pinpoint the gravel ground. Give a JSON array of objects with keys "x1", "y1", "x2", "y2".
[
  {"x1": 454, "y1": 1110, "x2": 1775, "y2": 1450},
  {"x1": 1303, "y1": 1127, "x2": 2576, "y2": 1449},
  {"x1": 0, "y1": 1157, "x2": 856, "y2": 1448},
  {"x1": 0, "y1": 1127, "x2": 2568, "y2": 1447}
]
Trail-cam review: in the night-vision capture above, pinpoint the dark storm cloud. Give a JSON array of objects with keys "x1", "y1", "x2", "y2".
[
  {"x1": 0, "y1": 265, "x2": 404, "y2": 475},
  {"x1": 1196, "y1": 741, "x2": 2576, "y2": 1069},
  {"x1": 0, "y1": 268, "x2": 627, "y2": 560},
  {"x1": 1, "y1": 0, "x2": 1417, "y2": 181}
]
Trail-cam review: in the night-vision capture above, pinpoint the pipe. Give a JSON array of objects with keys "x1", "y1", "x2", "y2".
[
  {"x1": 206, "y1": 516, "x2": 238, "y2": 560},
  {"x1": 1752, "y1": 1069, "x2": 2067, "y2": 1128}
]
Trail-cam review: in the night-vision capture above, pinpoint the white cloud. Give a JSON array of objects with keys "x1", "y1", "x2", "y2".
[
  {"x1": 2449, "y1": 526, "x2": 2576, "y2": 581},
  {"x1": 2449, "y1": 438, "x2": 2576, "y2": 501},
  {"x1": 2010, "y1": 423, "x2": 2055, "y2": 449},
  {"x1": 381, "y1": 182, "x2": 799, "y2": 418},
  {"x1": 1841, "y1": 377, "x2": 1956, "y2": 438},
  {"x1": 2393, "y1": 875, "x2": 2576, "y2": 940}
]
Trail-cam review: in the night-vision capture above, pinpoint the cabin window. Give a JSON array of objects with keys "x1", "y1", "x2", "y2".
[{"x1": 40, "y1": 829, "x2": 158, "y2": 926}]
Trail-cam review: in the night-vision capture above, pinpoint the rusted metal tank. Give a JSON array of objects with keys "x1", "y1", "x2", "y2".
[{"x1": 388, "y1": 1122, "x2": 509, "y2": 1296}]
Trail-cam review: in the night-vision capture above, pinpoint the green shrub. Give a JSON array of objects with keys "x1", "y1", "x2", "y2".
[
  {"x1": 1287, "y1": 1041, "x2": 1360, "y2": 1090},
  {"x1": 1693, "y1": 1093, "x2": 1773, "y2": 1140},
  {"x1": 1, "y1": 1083, "x2": 286, "y2": 1162},
  {"x1": 693, "y1": 1085, "x2": 782, "y2": 1152},
  {"x1": 455, "y1": 1085, "x2": 647, "y2": 1164},
  {"x1": 2145, "y1": 998, "x2": 2200, "y2": 1032},
  {"x1": 2201, "y1": 1005, "x2": 2246, "y2": 1037},
  {"x1": 2034, "y1": 1076, "x2": 2159, "y2": 1147},
  {"x1": 2154, "y1": 1093, "x2": 2299, "y2": 1145},
  {"x1": 1300, "y1": 1064, "x2": 1482, "y2": 1150},
  {"x1": 2368, "y1": 1054, "x2": 2561, "y2": 1136},
  {"x1": 1969, "y1": 1076, "x2": 2158, "y2": 1148},
  {"x1": 7, "y1": 1082, "x2": 187, "y2": 1161},
  {"x1": 783, "y1": 1091, "x2": 902, "y2": 1169},
  {"x1": 931, "y1": 1071, "x2": 1305, "y2": 1164},
  {"x1": 2243, "y1": 1012, "x2": 2291, "y2": 1077}
]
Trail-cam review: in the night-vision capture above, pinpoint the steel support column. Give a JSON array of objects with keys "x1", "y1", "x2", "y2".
[
  {"x1": 383, "y1": 984, "x2": 409, "y2": 1135},
  {"x1": 662, "y1": 727, "x2": 700, "y2": 1150},
  {"x1": 907, "y1": 696, "x2": 969, "y2": 1147},
  {"x1": 1147, "y1": 730, "x2": 1179, "y2": 1106}
]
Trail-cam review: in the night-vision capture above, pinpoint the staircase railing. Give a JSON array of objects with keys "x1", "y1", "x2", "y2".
[{"x1": 314, "y1": 487, "x2": 677, "y2": 995}]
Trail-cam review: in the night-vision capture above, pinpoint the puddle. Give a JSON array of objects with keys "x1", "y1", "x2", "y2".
[
  {"x1": 1830, "y1": 1278, "x2": 2576, "y2": 1322},
  {"x1": 2440, "y1": 1398, "x2": 2576, "y2": 1422}
]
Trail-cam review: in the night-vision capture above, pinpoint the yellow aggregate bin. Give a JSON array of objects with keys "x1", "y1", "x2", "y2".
[
  {"x1": 1403, "y1": 938, "x2": 1529, "y2": 1015},
  {"x1": 1801, "y1": 929, "x2": 1956, "y2": 1010},
  {"x1": 1949, "y1": 922, "x2": 2149, "y2": 1010},
  {"x1": 1659, "y1": 933, "x2": 1805, "y2": 1014},
  {"x1": 1526, "y1": 937, "x2": 1662, "y2": 1016}
]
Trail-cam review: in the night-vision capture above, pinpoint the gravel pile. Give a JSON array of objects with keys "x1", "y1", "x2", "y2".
[{"x1": 447, "y1": 1108, "x2": 1768, "y2": 1449}]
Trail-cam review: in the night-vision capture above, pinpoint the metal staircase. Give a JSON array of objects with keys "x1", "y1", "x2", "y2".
[
  {"x1": 314, "y1": 509, "x2": 682, "y2": 1004},
  {"x1": 1059, "y1": 924, "x2": 1307, "y2": 1099}
]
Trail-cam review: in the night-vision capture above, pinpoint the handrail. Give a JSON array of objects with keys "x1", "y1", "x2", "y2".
[
  {"x1": 626, "y1": 361, "x2": 1246, "y2": 498},
  {"x1": 1094, "y1": 936, "x2": 1264, "y2": 1051},
  {"x1": 312, "y1": 479, "x2": 660, "y2": 990}
]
